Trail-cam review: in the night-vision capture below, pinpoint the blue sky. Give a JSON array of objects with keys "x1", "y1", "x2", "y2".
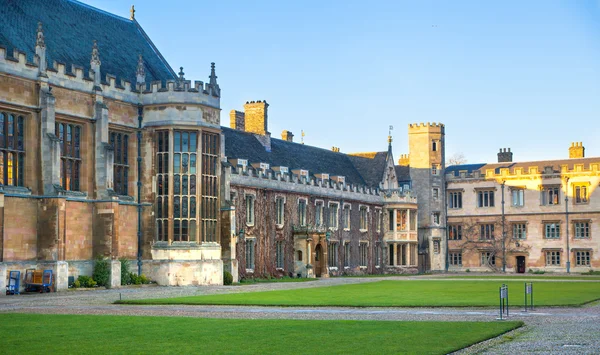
[{"x1": 82, "y1": 0, "x2": 600, "y2": 164}]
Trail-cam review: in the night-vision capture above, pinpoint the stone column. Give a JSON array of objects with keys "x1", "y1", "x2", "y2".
[
  {"x1": 393, "y1": 244, "x2": 398, "y2": 266},
  {"x1": 54, "y1": 261, "x2": 68, "y2": 292},
  {"x1": 94, "y1": 98, "x2": 113, "y2": 199},
  {"x1": 0, "y1": 263, "x2": 7, "y2": 297},
  {"x1": 108, "y1": 260, "x2": 121, "y2": 289},
  {"x1": 40, "y1": 86, "x2": 61, "y2": 195}
]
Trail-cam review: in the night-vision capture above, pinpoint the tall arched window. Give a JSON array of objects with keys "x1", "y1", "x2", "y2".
[{"x1": 0, "y1": 112, "x2": 25, "y2": 186}]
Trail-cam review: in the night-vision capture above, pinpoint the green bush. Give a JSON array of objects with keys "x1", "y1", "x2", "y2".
[
  {"x1": 73, "y1": 275, "x2": 97, "y2": 288},
  {"x1": 129, "y1": 272, "x2": 151, "y2": 285},
  {"x1": 120, "y1": 258, "x2": 131, "y2": 285},
  {"x1": 223, "y1": 271, "x2": 233, "y2": 285},
  {"x1": 465, "y1": 269, "x2": 470, "y2": 273},
  {"x1": 93, "y1": 257, "x2": 110, "y2": 287}
]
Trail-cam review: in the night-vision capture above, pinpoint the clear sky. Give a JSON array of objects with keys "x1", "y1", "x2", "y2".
[{"x1": 81, "y1": 0, "x2": 600, "y2": 164}]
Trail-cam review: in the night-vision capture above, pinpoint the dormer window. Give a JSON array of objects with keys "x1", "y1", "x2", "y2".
[
  {"x1": 238, "y1": 159, "x2": 247, "y2": 167},
  {"x1": 279, "y1": 166, "x2": 288, "y2": 173},
  {"x1": 260, "y1": 162, "x2": 269, "y2": 170},
  {"x1": 300, "y1": 169, "x2": 309, "y2": 177},
  {"x1": 322, "y1": 173, "x2": 329, "y2": 180},
  {"x1": 332, "y1": 176, "x2": 345, "y2": 184}
]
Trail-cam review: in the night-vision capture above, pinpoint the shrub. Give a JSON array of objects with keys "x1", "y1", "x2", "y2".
[
  {"x1": 120, "y1": 258, "x2": 131, "y2": 285},
  {"x1": 129, "y1": 273, "x2": 151, "y2": 285},
  {"x1": 223, "y1": 271, "x2": 233, "y2": 285},
  {"x1": 465, "y1": 269, "x2": 470, "y2": 273},
  {"x1": 93, "y1": 256, "x2": 110, "y2": 287},
  {"x1": 73, "y1": 275, "x2": 97, "y2": 288}
]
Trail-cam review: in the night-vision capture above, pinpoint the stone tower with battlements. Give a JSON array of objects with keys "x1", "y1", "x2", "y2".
[{"x1": 407, "y1": 122, "x2": 446, "y2": 272}]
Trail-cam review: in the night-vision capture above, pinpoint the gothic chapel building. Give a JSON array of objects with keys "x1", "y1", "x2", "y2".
[{"x1": 0, "y1": 0, "x2": 448, "y2": 289}]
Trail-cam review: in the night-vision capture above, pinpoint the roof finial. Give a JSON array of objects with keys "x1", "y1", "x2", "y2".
[
  {"x1": 36, "y1": 22, "x2": 45, "y2": 48},
  {"x1": 90, "y1": 40, "x2": 101, "y2": 66},
  {"x1": 130, "y1": 5, "x2": 135, "y2": 20},
  {"x1": 208, "y1": 62, "x2": 220, "y2": 97},
  {"x1": 178, "y1": 67, "x2": 185, "y2": 80}
]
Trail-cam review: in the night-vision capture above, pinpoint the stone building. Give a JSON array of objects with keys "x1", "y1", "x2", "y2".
[
  {"x1": 0, "y1": 0, "x2": 224, "y2": 288},
  {"x1": 445, "y1": 144, "x2": 600, "y2": 272},
  {"x1": 222, "y1": 102, "x2": 426, "y2": 280},
  {"x1": 1, "y1": 0, "x2": 447, "y2": 291}
]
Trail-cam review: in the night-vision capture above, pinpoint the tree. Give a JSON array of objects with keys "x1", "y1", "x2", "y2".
[
  {"x1": 452, "y1": 217, "x2": 530, "y2": 272},
  {"x1": 447, "y1": 152, "x2": 467, "y2": 166}
]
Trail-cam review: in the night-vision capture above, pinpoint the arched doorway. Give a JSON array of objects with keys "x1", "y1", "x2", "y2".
[
  {"x1": 315, "y1": 244, "x2": 323, "y2": 277},
  {"x1": 516, "y1": 256, "x2": 526, "y2": 273}
]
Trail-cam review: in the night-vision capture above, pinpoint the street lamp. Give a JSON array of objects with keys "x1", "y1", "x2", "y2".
[{"x1": 501, "y1": 180, "x2": 506, "y2": 273}]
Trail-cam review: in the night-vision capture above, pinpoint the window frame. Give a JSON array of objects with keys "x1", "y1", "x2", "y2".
[
  {"x1": 479, "y1": 223, "x2": 495, "y2": 240},
  {"x1": 448, "y1": 191, "x2": 463, "y2": 209},
  {"x1": 297, "y1": 198, "x2": 307, "y2": 227},
  {"x1": 573, "y1": 184, "x2": 590, "y2": 204},
  {"x1": 545, "y1": 250, "x2": 561, "y2": 266},
  {"x1": 359, "y1": 242, "x2": 368, "y2": 268},
  {"x1": 573, "y1": 221, "x2": 590, "y2": 239},
  {"x1": 56, "y1": 121, "x2": 82, "y2": 191},
  {"x1": 0, "y1": 112, "x2": 26, "y2": 187},
  {"x1": 359, "y1": 205, "x2": 368, "y2": 231},
  {"x1": 575, "y1": 250, "x2": 591, "y2": 266},
  {"x1": 245, "y1": 238, "x2": 255, "y2": 271},
  {"x1": 448, "y1": 224, "x2": 462, "y2": 240},
  {"x1": 245, "y1": 194, "x2": 255, "y2": 226},
  {"x1": 328, "y1": 202, "x2": 340, "y2": 230},
  {"x1": 449, "y1": 251, "x2": 462, "y2": 266},
  {"x1": 541, "y1": 185, "x2": 561, "y2": 206},
  {"x1": 511, "y1": 188, "x2": 524, "y2": 207},
  {"x1": 110, "y1": 130, "x2": 130, "y2": 196},
  {"x1": 544, "y1": 222, "x2": 561, "y2": 239},
  {"x1": 275, "y1": 196, "x2": 285, "y2": 227},
  {"x1": 276, "y1": 240, "x2": 284, "y2": 269},
  {"x1": 512, "y1": 222, "x2": 527, "y2": 240},
  {"x1": 477, "y1": 189, "x2": 495, "y2": 208}
]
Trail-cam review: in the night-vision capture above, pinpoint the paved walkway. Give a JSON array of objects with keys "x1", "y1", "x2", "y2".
[{"x1": 2, "y1": 275, "x2": 599, "y2": 354}]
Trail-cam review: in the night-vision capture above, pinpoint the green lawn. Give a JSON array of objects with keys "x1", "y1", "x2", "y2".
[
  {"x1": 443, "y1": 275, "x2": 600, "y2": 281},
  {"x1": 239, "y1": 277, "x2": 316, "y2": 284},
  {"x1": 120, "y1": 280, "x2": 600, "y2": 307},
  {"x1": 0, "y1": 313, "x2": 521, "y2": 354}
]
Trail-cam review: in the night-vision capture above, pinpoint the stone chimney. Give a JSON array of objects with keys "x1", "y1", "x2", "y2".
[
  {"x1": 398, "y1": 154, "x2": 409, "y2": 166},
  {"x1": 244, "y1": 100, "x2": 269, "y2": 135},
  {"x1": 230, "y1": 110, "x2": 245, "y2": 131},
  {"x1": 281, "y1": 130, "x2": 294, "y2": 142},
  {"x1": 569, "y1": 142, "x2": 585, "y2": 159},
  {"x1": 331, "y1": 146, "x2": 340, "y2": 152},
  {"x1": 497, "y1": 148, "x2": 513, "y2": 163}
]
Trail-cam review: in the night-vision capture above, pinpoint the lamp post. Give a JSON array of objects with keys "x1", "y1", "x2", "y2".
[
  {"x1": 501, "y1": 181, "x2": 506, "y2": 273},
  {"x1": 564, "y1": 177, "x2": 570, "y2": 273}
]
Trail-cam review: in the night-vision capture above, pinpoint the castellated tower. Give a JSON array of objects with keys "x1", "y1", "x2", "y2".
[{"x1": 408, "y1": 122, "x2": 446, "y2": 272}]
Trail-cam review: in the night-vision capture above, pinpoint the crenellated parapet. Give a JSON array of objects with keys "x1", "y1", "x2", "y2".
[
  {"x1": 446, "y1": 161, "x2": 600, "y2": 182},
  {"x1": 408, "y1": 122, "x2": 445, "y2": 134},
  {"x1": 0, "y1": 42, "x2": 220, "y2": 110},
  {"x1": 229, "y1": 164, "x2": 387, "y2": 203}
]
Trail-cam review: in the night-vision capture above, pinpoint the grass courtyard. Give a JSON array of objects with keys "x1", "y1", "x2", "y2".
[
  {"x1": 119, "y1": 280, "x2": 600, "y2": 307},
  {"x1": 0, "y1": 313, "x2": 522, "y2": 354}
]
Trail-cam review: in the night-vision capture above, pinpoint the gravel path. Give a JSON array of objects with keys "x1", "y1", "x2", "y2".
[{"x1": 2, "y1": 276, "x2": 599, "y2": 354}]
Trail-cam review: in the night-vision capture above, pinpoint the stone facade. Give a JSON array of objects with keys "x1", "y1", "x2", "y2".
[
  {"x1": 446, "y1": 147, "x2": 600, "y2": 273},
  {"x1": 0, "y1": 1, "x2": 225, "y2": 289}
]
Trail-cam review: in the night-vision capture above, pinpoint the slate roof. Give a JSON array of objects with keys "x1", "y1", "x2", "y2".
[
  {"x1": 222, "y1": 127, "x2": 369, "y2": 186},
  {"x1": 0, "y1": 0, "x2": 177, "y2": 85},
  {"x1": 347, "y1": 152, "x2": 387, "y2": 187},
  {"x1": 447, "y1": 157, "x2": 600, "y2": 176},
  {"x1": 395, "y1": 165, "x2": 411, "y2": 182}
]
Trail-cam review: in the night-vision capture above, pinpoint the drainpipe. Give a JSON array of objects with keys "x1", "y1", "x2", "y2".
[
  {"x1": 444, "y1": 181, "x2": 449, "y2": 272},
  {"x1": 137, "y1": 105, "x2": 143, "y2": 276}
]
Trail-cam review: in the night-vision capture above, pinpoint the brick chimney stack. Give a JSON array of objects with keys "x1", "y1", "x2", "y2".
[
  {"x1": 497, "y1": 148, "x2": 513, "y2": 163},
  {"x1": 282, "y1": 130, "x2": 294, "y2": 142},
  {"x1": 243, "y1": 100, "x2": 269, "y2": 136},
  {"x1": 569, "y1": 142, "x2": 585, "y2": 159},
  {"x1": 230, "y1": 110, "x2": 245, "y2": 131}
]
